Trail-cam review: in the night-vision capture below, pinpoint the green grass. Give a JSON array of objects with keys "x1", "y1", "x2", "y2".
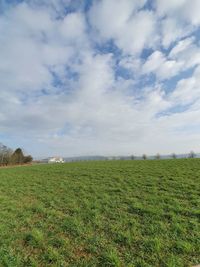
[{"x1": 0, "y1": 159, "x2": 199, "y2": 267}]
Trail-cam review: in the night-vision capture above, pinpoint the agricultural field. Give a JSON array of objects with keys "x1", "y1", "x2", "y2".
[{"x1": 0, "y1": 159, "x2": 199, "y2": 267}]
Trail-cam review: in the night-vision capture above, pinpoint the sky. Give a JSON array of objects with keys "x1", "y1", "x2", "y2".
[{"x1": 0, "y1": 0, "x2": 200, "y2": 158}]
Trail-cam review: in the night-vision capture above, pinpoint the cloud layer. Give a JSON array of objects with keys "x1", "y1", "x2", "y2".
[{"x1": 0, "y1": 0, "x2": 200, "y2": 157}]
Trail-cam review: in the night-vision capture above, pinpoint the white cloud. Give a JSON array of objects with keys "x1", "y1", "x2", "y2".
[
  {"x1": 169, "y1": 37, "x2": 194, "y2": 56},
  {"x1": 180, "y1": 0, "x2": 200, "y2": 26},
  {"x1": 169, "y1": 37, "x2": 200, "y2": 69},
  {"x1": 60, "y1": 12, "x2": 86, "y2": 43},
  {"x1": 0, "y1": 0, "x2": 200, "y2": 157},
  {"x1": 155, "y1": 0, "x2": 186, "y2": 16},
  {"x1": 89, "y1": 0, "x2": 138, "y2": 39},
  {"x1": 161, "y1": 17, "x2": 193, "y2": 48},
  {"x1": 155, "y1": 0, "x2": 200, "y2": 48},
  {"x1": 117, "y1": 10, "x2": 158, "y2": 54},
  {"x1": 142, "y1": 51, "x2": 183, "y2": 80},
  {"x1": 156, "y1": 0, "x2": 200, "y2": 27},
  {"x1": 171, "y1": 65, "x2": 200, "y2": 105},
  {"x1": 89, "y1": 0, "x2": 157, "y2": 55},
  {"x1": 142, "y1": 36, "x2": 200, "y2": 81},
  {"x1": 0, "y1": 3, "x2": 87, "y2": 93}
]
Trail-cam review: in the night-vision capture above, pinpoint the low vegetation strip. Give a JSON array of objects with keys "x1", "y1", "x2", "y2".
[{"x1": 0, "y1": 159, "x2": 199, "y2": 267}]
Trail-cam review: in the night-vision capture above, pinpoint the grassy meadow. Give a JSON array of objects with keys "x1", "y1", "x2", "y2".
[{"x1": 0, "y1": 159, "x2": 199, "y2": 267}]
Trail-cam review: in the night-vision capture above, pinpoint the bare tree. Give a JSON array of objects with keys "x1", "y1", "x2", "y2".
[
  {"x1": 171, "y1": 153, "x2": 177, "y2": 159},
  {"x1": 142, "y1": 154, "x2": 147, "y2": 160},
  {"x1": 0, "y1": 144, "x2": 32, "y2": 166},
  {"x1": 155, "y1": 153, "x2": 160, "y2": 160},
  {"x1": 0, "y1": 143, "x2": 13, "y2": 165},
  {"x1": 188, "y1": 151, "x2": 195, "y2": 158}
]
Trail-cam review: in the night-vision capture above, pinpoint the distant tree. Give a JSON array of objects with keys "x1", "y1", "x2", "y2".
[
  {"x1": 142, "y1": 154, "x2": 147, "y2": 160},
  {"x1": 131, "y1": 155, "x2": 135, "y2": 160},
  {"x1": 0, "y1": 143, "x2": 13, "y2": 165},
  {"x1": 11, "y1": 148, "x2": 24, "y2": 164},
  {"x1": 23, "y1": 155, "x2": 33, "y2": 164},
  {"x1": 0, "y1": 144, "x2": 7, "y2": 165},
  {"x1": 0, "y1": 145, "x2": 32, "y2": 166},
  {"x1": 155, "y1": 153, "x2": 160, "y2": 160},
  {"x1": 171, "y1": 153, "x2": 177, "y2": 159},
  {"x1": 188, "y1": 151, "x2": 195, "y2": 158}
]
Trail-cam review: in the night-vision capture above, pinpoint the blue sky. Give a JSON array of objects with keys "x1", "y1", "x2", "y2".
[{"x1": 0, "y1": 0, "x2": 200, "y2": 157}]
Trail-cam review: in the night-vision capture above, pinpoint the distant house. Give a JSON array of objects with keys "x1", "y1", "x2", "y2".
[{"x1": 48, "y1": 157, "x2": 65, "y2": 163}]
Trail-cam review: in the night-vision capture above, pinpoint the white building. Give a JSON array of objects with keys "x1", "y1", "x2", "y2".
[{"x1": 48, "y1": 157, "x2": 65, "y2": 163}]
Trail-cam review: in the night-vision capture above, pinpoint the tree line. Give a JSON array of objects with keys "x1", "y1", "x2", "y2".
[
  {"x1": 0, "y1": 143, "x2": 32, "y2": 166},
  {"x1": 131, "y1": 151, "x2": 196, "y2": 160}
]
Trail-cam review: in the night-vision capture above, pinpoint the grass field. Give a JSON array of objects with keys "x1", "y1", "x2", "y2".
[{"x1": 0, "y1": 159, "x2": 199, "y2": 267}]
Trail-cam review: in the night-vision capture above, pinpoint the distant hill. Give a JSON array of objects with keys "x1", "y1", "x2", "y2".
[{"x1": 39, "y1": 153, "x2": 200, "y2": 163}]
